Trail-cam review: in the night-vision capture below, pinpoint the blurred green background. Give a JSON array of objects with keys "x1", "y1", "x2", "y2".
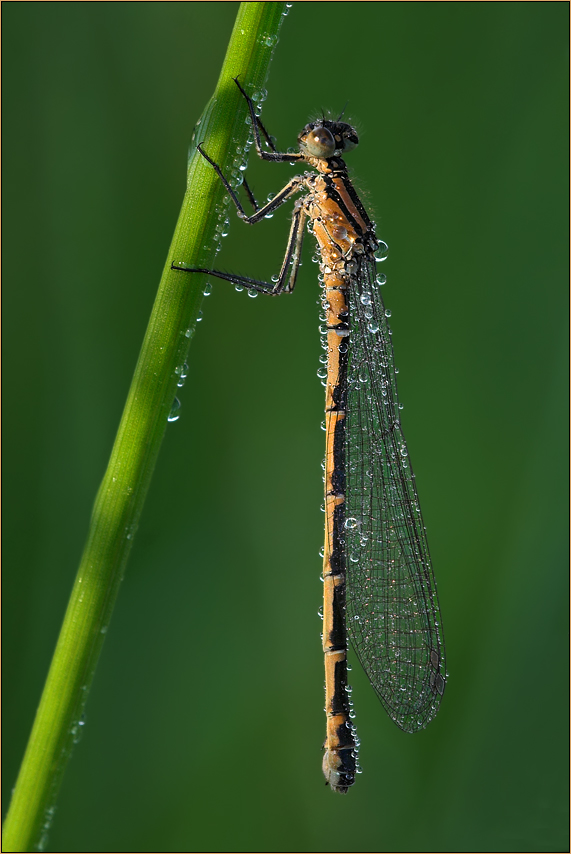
[{"x1": 3, "y1": 3, "x2": 568, "y2": 852}]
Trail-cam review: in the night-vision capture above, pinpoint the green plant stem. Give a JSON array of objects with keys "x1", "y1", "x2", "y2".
[{"x1": 2, "y1": 3, "x2": 287, "y2": 850}]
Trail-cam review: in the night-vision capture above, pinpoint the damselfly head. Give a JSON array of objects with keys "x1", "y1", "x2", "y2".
[{"x1": 298, "y1": 120, "x2": 359, "y2": 159}]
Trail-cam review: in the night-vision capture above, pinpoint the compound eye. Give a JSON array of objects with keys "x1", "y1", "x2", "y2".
[
  {"x1": 342, "y1": 133, "x2": 358, "y2": 152},
  {"x1": 340, "y1": 127, "x2": 358, "y2": 152},
  {"x1": 300, "y1": 126, "x2": 335, "y2": 158}
]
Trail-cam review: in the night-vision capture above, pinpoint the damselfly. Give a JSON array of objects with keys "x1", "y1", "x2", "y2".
[{"x1": 172, "y1": 79, "x2": 446, "y2": 793}]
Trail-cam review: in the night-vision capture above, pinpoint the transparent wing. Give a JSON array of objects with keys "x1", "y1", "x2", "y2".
[{"x1": 344, "y1": 255, "x2": 446, "y2": 733}]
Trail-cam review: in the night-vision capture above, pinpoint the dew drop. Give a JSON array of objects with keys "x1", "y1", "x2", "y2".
[
  {"x1": 168, "y1": 398, "x2": 181, "y2": 422},
  {"x1": 175, "y1": 363, "x2": 189, "y2": 388}
]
